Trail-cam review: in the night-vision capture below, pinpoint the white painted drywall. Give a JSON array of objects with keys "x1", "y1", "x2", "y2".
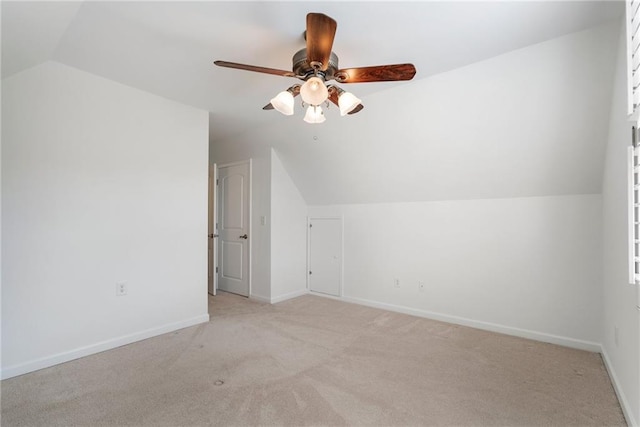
[
  {"x1": 1, "y1": 61, "x2": 209, "y2": 378},
  {"x1": 601, "y1": 23, "x2": 640, "y2": 426},
  {"x1": 270, "y1": 149, "x2": 307, "y2": 302},
  {"x1": 209, "y1": 127, "x2": 271, "y2": 301},
  {"x1": 309, "y1": 194, "x2": 603, "y2": 349}
]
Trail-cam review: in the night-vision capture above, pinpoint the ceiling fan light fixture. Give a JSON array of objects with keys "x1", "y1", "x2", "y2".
[
  {"x1": 270, "y1": 90, "x2": 295, "y2": 115},
  {"x1": 338, "y1": 91, "x2": 362, "y2": 116},
  {"x1": 214, "y1": 13, "x2": 417, "y2": 124},
  {"x1": 300, "y1": 76, "x2": 328, "y2": 106},
  {"x1": 303, "y1": 105, "x2": 326, "y2": 124}
]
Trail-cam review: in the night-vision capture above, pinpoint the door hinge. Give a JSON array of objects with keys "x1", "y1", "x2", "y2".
[
  {"x1": 309, "y1": 223, "x2": 313, "y2": 228},
  {"x1": 215, "y1": 266, "x2": 218, "y2": 273},
  {"x1": 309, "y1": 271, "x2": 312, "y2": 275},
  {"x1": 215, "y1": 222, "x2": 218, "y2": 230},
  {"x1": 216, "y1": 178, "x2": 219, "y2": 185}
]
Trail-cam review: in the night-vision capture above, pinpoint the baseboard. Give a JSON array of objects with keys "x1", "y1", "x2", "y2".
[
  {"x1": 601, "y1": 346, "x2": 639, "y2": 427},
  {"x1": 1, "y1": 314, "x2": 210, "y2": 380},
  {"x1": 249, "y1": 294, "x2": 271, "y2": 303},
  {"x1": 338, "y1": 295, "x2": 601, "y2": 352},
  {"x1": 271, "y1": 289, "x2": 308, "y2": 304},
  {"x1": 308, "y1": 291, "x2": 345, "y2": 302}
]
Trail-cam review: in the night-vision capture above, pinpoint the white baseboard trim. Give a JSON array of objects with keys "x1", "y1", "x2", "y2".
[
  {"x1": 601, "y1": 346, "x2": 639, "y2": 427},
  {"x1": 1, "y1": 314, "x2": 210, "y2": 380},
  {"x1": 271, "y1": 289, "x2": 308, "y2": 304},
  {"x1": 308, "y1": 290, "x2": 344, "y2": 301},
  {"x1": 249, "y1": 293, "x2": 271, "y2": 303},
  {"x1": 337, "y1": 295, "x2": 601, "y2": 352}
]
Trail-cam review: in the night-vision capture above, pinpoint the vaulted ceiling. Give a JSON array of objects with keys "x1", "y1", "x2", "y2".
[{"x1": 2, "y1": 1, "x2": 625, "y2": 204}]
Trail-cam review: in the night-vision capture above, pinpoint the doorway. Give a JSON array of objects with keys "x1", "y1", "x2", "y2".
[{"x1": 214, "y1": 160, "x2": 251, "y2": 297}]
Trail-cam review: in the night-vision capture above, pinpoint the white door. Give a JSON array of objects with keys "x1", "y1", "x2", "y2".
[
  {"x1": 208, "y1": 164, "x2": 217, "y2": 296},
  {"x1": 217, "y1": 162, "x2": 250, "y2": 297},
  {"x1": 308, "y1": 217, "x2": 342, "y2": 296}
]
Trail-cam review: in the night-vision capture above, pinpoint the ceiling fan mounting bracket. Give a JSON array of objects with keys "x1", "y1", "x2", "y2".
[{"x1": 292, "y1": 48, "x2": 339, "y2": 82}]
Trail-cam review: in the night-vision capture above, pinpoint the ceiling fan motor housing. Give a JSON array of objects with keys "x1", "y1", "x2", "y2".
[{"x1": 292, "y1": 48, "x2": 339, "y2": 82}]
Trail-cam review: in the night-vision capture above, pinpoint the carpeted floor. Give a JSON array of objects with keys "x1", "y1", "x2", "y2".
[{"x1": 1, "y1": 292, "x2": 627, "y2": 426}]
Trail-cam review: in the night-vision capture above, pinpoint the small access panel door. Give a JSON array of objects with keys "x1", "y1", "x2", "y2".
[{"x1": 308, "y1": 217, "x2": 342, "y2": 297}]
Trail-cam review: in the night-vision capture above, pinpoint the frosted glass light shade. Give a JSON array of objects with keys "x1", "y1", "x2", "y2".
[
  {"x1": 338, "y1": 91, "x2": 362, "y2": 116},
  {"x1": 303, "y1": 105, "x2": 326, "y2": 124},
  {"x1": 300, "y1": 77, "x2": 328, "y2": 106},
  {"x1": 270, "y1": 90, "x2": 295, "y2": 115}
]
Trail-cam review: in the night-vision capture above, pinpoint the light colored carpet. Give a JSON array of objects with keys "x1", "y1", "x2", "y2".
[{"x1": 1, "y1": 292, "x2": 626, "y2": 426}]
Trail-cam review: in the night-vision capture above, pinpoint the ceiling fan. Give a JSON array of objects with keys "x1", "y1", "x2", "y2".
[{"x1": 214, "y1": 13, "x2": 416, "y2": 123}]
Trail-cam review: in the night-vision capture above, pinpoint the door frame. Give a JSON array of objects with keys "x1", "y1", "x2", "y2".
[
  {"x1": 215, "y1": 159, "x2": 252, "y2": 297},
  {"x1": 208, "y1": 164, "x2": 218, "y2": 296},
  {"x1": 307, "y1": 216, "x2": 344, "y2": 297}
]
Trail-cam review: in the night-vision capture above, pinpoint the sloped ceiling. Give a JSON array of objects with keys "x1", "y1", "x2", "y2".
[
  {"x1": 1, "y1": 1, "x2": 82, "y2": 77},
  {"x1": 2, "y1": 1, "x2": 624, "y2": 204}
]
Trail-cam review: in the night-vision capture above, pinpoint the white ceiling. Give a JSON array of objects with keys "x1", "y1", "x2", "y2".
[
  {"x1": 1, "y1": 1, "x2": 625, "y2": 204},
  {"x1": 2, "y1": 1, "x2": 623, "y2": 142}
]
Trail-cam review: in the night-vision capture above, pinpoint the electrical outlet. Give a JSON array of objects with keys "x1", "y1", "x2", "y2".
[
  {"x1": 116, "y1": 281, "x2": 127, "y2": 296},
  {"x1": 418, "y1": 281, "x2": 425, "y2": 292},
  {"x1": 614, "y1": 326, "x2": 619, "y2": 347},
  {"x1": 394, "y1": 279, "x2": 400, "y2": 288}
]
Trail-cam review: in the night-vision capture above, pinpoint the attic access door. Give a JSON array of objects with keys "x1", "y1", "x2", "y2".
[
  {"x1": 308, "y1": 217, "x2": 342, "y2": 297},
  {"x1": 217, "y1": 161, "x2": 251, "y2": 297}
]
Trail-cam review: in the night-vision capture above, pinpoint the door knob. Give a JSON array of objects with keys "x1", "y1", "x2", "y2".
[
  {"x1": 208, "y1": 234, "x2": 219, "y2": 238},
  {"x1": 239, "y1": 234, "x2": 248, "y2": 239}
]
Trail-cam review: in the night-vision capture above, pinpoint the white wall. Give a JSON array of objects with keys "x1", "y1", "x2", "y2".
[
  {"x1": 270, "y1": 149, "x2": 307, "y2": 303},
  {"x1": 309, "y1": 194, "x2": 603, "y2": 349},
  {"x1": 601, "y1": 23, "x2": 640, "y2": 426},
  {"x1": 1, "y1": 61, "x2": 210, "y2": 378},
  {"x1": 209, "y1": 127, "x2": 271, "y2": 301}
]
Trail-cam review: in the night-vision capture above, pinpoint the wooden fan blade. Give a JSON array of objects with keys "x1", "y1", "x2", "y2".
[
  {"x1": 214, "y1": 60, "x2": 295, "y2": 78},
  {"x1": 328, "y1": 87, "x2": 340, "y2": 107},
  {"x1": 306, "y1": 13, "x2": 337, "y2": 71},
  {"x1": 336, "y1": 64, "x2": 416, "y2": 83}
]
